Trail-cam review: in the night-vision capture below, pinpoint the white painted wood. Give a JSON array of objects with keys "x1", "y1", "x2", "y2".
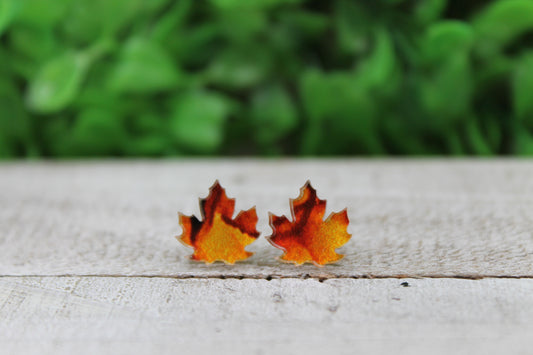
[
  {"x1": 1, "y1": 277, "x2": 532, "y2": 355},
  {"x1": 1, "y1": 160, "x2": 533, "y2": 278},
  {"x1": 2, "y1": 161, "x2": 532, "y2": 354}
]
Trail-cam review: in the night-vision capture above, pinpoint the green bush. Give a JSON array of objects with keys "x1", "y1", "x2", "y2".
[{"x1": 1, "y1": 0, "x2": 533, "y2": 157}]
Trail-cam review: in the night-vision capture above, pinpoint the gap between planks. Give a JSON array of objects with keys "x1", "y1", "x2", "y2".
[{"x1": 2, "y1": 274, "x2": 533, "y2": 280}]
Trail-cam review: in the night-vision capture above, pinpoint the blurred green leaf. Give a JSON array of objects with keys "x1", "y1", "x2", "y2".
[
  {"x1": 120, "y1": 111, "x2": 171, "y2": 156},
  {"x1": 356, "y1": 28, "x2": 398, "y2": 93},
  {"x1": 515, "y1": 126, "x2": 533, "y2": 155},
  {"x1": 474, "y1": 0, "x2": 533, "y2": 52},
  {"x1": 8, "y1": 25, "x2": 57, "y2": 61},
  {"x1": 167, "y1": 24, "x2": 219, "y2": 67},
  {"x1": 0, "y1": 140, "x2": 9, "y2": 158},
  {"x1": 41, "y1": 115, "x2": 69, "y2": 156},
  {"x1": 127, "y1": 113, "x2": 165, "y2": 136},
  {"x1": 278, "y1": 10, "x2": 329, "y2": 38},
  {"x1": 210, "y1": 0, "x2": 303, "y2": 10},
  {"x1": 335, "y1": 0, "x2": 370, "y2": 55},
  {"x1": 0, "y1": 77, "x2": 31, "y2": 157},
  {"x1": 216, "y1": 9, "x2": 267, "y2": 42},
  {"x1": 419, "y1": 21, "x2": 474, "y2": 132},
  {"x1": 144, "y1": 0, "x2": 171, "y2": 13},
  {"x1": 108, "y1": 37, "x2": 181, "y2": 94},
  {"x1": 2, "y1": 0, "x2": 533, "y2": 158},
  {"x1": 446, "y1": 131, "x2": 466, "y2": 155},
  {"x1": 0, "y1": 0, "x2": 20, "y2": 35},
  {"x1": 513, "y1": 52, "x2": 533, "y2": 127},
  {"x1": 150, "y1": 0, "x2": 192, "y2": 42},
  {"x1": 383, "y1": 0, "x2": 406, "y2": 5},
  {"x1": 465, "y1": 117, "x2": 492, "y2": 155},
  {"x1": 62, "y1": 0, "x2": 143, "y2": 43},
  {"x1": 481, "y1": 114, "x2": 503, "y2": 153},
  {"x1": 124, "y1": 135, "x2": 171, "y2": 156},
  {"x1": 251, "y1": 85, "x2": 297, "y2": 145},
  {"x1": 423, "y1": 21, "x2": 474, "y2": 63},
  {"x1": 415, "y1": 0, "x2": 446, "y2": 24},
  {"x1": 15, "y1": 0, "x2": 70, "y2": 27},
  {"x1": 207, "y1": 45, "x2": 271, "y2": 89},
  {"x1": 67, "y1": 108, "x2": 125, "y2": 156},
  {"x1": 170, "y1": 91, "x2": 232, "y2": 153},
  {"x1": 420, "y1": 53, "x2": 472, "y2": 128},
  {"x1": 300, "y1": 69, "x2": 382, "y2": 155},
  {"x1": 26, "y1": 51, "x2": 90, "y2": 113}
]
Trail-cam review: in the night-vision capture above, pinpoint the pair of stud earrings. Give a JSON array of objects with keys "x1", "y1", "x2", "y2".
[{"x1": 176, "y1": 180, "x2": 351, "y2": 266}]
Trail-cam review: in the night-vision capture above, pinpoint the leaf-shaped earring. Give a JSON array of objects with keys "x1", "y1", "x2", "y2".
[
  {"x1": 267, "y1": 181, "x2": 351, "y2": 266},
  {"x1": 177, "y1": 181, "x2": 260, "y2": 264}
]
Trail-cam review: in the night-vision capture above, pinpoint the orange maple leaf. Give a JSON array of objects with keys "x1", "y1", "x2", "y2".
[
  {"x1": 177, "y1": 181, "x2": 259, "y2": 264},
  {"x1": 267, "y1": 181, "x2": 351, "y2": 266}
]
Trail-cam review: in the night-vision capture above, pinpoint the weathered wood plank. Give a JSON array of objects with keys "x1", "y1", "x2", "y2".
[
  {"x1": 1, "y1": 160, "x2": 533, "y2": 277},
  {"x1": 1, "y1": 277, "x2": 532, "y2": 355}
]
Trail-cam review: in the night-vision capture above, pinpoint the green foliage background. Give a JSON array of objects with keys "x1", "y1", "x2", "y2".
[{"x1": 1, "y1": 0, "x2": 533, "y2": 157}]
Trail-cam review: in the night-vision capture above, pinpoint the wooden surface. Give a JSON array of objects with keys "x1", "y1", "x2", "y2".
[
  {"x1": 2, "y1": 277, "x2": 533, "y2": 355},
  {"x1": 1, "y1": 160, "x2": 533, "y2": 354}
]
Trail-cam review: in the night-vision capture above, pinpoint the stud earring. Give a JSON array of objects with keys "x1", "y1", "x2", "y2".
[
  {"x1": 266, "y1": 181, "x2": 351, "y2": 266},
  {"x1": 177, "y1": 181, "x2": 259, "y2": 264}
]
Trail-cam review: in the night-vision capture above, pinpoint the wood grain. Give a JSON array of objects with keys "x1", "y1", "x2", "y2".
[
  {"x1": 1, "y1": 277, "x2": 532, "y2": 355},
  {"x1": 1, "y1": 159, "x2": 533, "y2": 278},
  {"x1": 2, "y1": 160, "x2": 533, "y2": 354}
]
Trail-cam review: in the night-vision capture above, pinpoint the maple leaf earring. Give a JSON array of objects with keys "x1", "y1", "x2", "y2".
[
  {"x1": 177, "y1": 181, "x2": 260, "y2": 264},
  {"x1": 267, "y1": 181, "x2": 352, "y2": 266}
]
